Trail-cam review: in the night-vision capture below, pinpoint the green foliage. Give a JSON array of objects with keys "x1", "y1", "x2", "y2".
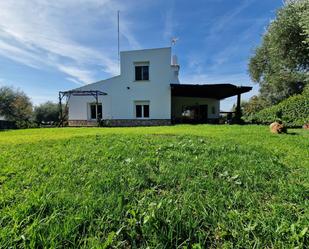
[
  {"x1": 298, "y1": 0, "x2": 309, "y2": 46},
  {"x1": 240, "y1": 96, "x2": 270, "y2": 117},
  {"x1": 0, "y1": 86, "x2": 33, "y2": 128},
  {"x1": 246, "y1": 90, "x2": 309, "y2": 126},
  {"x1": 248, "y1": 0, "x2": 309, "y2": 104},
  {"x1": 34, "y1": 101, "x2": 59, "y2": 125},
  {"x1": 0, "y1": 126, "x2": 308, "y2": 248}
]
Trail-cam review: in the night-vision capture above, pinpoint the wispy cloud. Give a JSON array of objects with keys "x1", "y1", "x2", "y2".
[
  {"x1": 0, "y1": 0, "x2": 139, "y2": 85},
  {"x1": 163, "y1": 0, "x2": 177, "y2": 42},
  {"x1": 207, "y1": 17, "x2": 267, "y2": 71},
  {"x1": 207, "y1": 0, "x2": 255, "y2": 38}
]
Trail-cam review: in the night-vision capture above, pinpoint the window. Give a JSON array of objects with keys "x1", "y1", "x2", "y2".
[
  {"x1": 211, "y1": 106, "x2": 216, "y2": 114},
  {"x1": 90, "y1": 103, "x2": 102, "y2": 120},
  {"x1": 135, "y1": 62, "x2": 149, "y2": 81},
  {"x1": 136, "y1": 105, "x2": 142, "y2": 118},
  {"x1": 135, "y1": 101, "x2": 150, "y2": 118}
]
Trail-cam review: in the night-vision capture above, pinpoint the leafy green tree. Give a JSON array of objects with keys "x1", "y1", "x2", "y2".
[
  {"x1": 249, "y1": 0, "x2": 309, "y2": 104},
  {"x1": 34, "y1": 101, "x2": 59, "y2": 125},
  {"x1": 241, "y1": 95, "x2": 270, "y2": 117},
  {"x1": 0, "y1": 86, "x2": 33, "y2": 125}
]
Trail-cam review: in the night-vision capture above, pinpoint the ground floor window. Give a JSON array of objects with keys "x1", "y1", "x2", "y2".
[
  {"x1": 134, "y1": 101, "x2": 150, "y2": 118},
  {"x1": 90, "y1": 103, "x2": 102, "y2": 120}
]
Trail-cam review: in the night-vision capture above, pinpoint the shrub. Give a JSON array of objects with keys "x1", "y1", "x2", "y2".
[{"x1": 246, "y1": 90, "x2": 309, "y2": 127}]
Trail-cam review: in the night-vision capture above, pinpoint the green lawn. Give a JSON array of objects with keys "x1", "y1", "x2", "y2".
[{"x1": 0, "y1": 125, "x2": 308, "y2": 248}]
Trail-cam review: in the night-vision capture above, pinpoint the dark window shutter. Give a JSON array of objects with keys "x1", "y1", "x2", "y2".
[
  {"x1": 98, "y1": 105, "x2": 102, "y2": 119},
  {"x1": 135, "y1": 66, "x2": 142, "y2": 81},
  {"x1": 136, "y1": 105, "x2": 142, "y2": 117},
  {"x1": 142, "y1": 66, "x2": 149, "y2": 80},
  {"x1": 143, "y1": 105, "x2": 149, "y2": 117},
  {"x1": 90, "y1": 105, "x2": 96, "y2": 119}
]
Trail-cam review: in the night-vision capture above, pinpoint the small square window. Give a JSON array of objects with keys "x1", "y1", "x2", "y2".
[
  {"x1": 135, "y1": 64, "x2": 149, "y2": 81},
  {"x1": 135, "y1": 101, "x2": 150, "y2": 118}
]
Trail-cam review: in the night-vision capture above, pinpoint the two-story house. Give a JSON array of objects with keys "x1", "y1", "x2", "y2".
[{"x1": 64, "y1": 47, "x2": 251, "y2": 126}]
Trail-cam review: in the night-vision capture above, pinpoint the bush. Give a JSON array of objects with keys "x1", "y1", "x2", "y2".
[{"x1": 245, "y1": 90, "x2": 309, "y2": 127}]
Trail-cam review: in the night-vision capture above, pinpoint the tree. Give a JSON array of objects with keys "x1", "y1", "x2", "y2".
[
  {"x1": 249, "y1": 0, "x2": 309, "y2": 104},
  {"x1": 0, "y1": 86, "x2": 33, "y2": 126},
  {"x1": 241, "y1": 95, "x2": 270, "y2": 117},
  {"x1": 34, "y1": 101, "x2": 59, "y2": 125}
]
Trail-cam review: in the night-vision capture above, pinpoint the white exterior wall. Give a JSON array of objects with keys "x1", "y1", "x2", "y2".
[
  {"x1": 171, "y1": 97, "x2": 220, "y2": 119},
  {"x1": 68, "y1": 47, "x2": 178, "y2": 121}
]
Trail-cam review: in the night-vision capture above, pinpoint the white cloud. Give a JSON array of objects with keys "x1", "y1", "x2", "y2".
[
  {"x1": 57, "y1": 65, "x2": 96, "y2": 84},
  {"x1": 0, "y1": 0, "x2": 139, "y2": 85},
  {"x1": 66, "y1": 77, "x2": 84, "y2": 86}
]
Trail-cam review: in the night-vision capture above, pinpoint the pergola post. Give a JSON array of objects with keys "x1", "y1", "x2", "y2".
[
  {"x1": 95, "y1": 91, "x2": 100, "y2": 126},
  {"x1": 58, "y1": 92, "x2": 63, "y2": 127},
  {"x1": 235, "y1": 93, "x2": 242, "y2": 123}
]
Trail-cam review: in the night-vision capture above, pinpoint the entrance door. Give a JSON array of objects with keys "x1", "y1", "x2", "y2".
[{"x1": 198, "y1": 105, "x2": 208, "y2": 122}]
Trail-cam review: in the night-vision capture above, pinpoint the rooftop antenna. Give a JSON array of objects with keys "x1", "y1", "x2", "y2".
[
  {"x1": 171, "y1": 37, "x2": 179, "y2": 65},
  {"x1": 171, "y1": 37, "x2": 179, "y2": 46},
  {"x1": 117, "y1": 10, "x2": 120, "y2": 68}
]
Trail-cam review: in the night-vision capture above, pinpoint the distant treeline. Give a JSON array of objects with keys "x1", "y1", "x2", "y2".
[{"x1": 0, "y1": 86, "x2": 65, "y2": 129}]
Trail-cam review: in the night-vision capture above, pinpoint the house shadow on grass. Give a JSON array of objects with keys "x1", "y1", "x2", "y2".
[{"x1": 286, "y1": 132, "x2": 299, "y2": 136}]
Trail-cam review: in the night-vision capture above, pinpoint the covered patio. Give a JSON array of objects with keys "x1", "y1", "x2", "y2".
[{"x1": 170, "y1": 84, "x2": 252, "y2": 124}]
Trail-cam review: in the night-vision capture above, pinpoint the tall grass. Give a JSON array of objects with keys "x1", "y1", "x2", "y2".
[{"x1": 0, "y1": 125, "x2": 308, "y2": 248}]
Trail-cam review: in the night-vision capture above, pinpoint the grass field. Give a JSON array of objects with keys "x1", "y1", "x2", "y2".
[{"x1": 0, "y1": 125, "x2": 308, "y2": 248}]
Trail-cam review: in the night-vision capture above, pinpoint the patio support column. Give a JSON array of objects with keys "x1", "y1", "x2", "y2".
[
  {"x1": 58, "y1": 92, "x2": 63, "y2": 127},
  {"x1": 95, "y1": 92, "x2": 99, "y2": 126},
  {"x1": 235, "y1": 93, "x2": 241, "y2": 123}
]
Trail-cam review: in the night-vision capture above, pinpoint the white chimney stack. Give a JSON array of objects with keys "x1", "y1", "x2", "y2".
[{"x1": 172, "y1": 55, "x2": 178, "y2": 65}]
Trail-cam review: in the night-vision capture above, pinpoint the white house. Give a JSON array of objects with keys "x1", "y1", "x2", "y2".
[{"x1": 64, "y1": 47, "x2": 251, "y2": 126}]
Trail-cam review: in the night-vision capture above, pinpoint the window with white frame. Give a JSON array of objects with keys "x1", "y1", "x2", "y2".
[
  {"x1": 89, "y1": 103, "x2": 102, "y2": 120},
  {"x1": 134, "y1": 62, "x2": 149, "y2": 81},
  {"x1": 134, "y1": 101, "x2": 150, "y2": 118}
]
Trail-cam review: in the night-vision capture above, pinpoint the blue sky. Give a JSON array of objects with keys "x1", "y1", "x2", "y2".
[{"x1": 0, "y1": 0, "x2": 283, "y2": 110}]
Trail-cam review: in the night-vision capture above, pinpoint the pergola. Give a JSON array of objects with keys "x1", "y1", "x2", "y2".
[{"x1": 58, "y1": 90, "x2": 107, "y2": 127}]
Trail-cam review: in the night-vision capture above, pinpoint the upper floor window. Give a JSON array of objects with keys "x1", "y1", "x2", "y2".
[{"x1": 134, "y1": 62, "x2": 149, "y2": 81}]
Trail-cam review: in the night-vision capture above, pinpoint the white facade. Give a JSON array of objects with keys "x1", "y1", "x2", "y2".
[{"x1": 67, "y1": 47, "x2": 220, "y2": 125}]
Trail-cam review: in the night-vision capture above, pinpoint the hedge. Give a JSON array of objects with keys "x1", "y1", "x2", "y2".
[{"x1": 245, "y1": 90, "x2": 309, "y2": 127}]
